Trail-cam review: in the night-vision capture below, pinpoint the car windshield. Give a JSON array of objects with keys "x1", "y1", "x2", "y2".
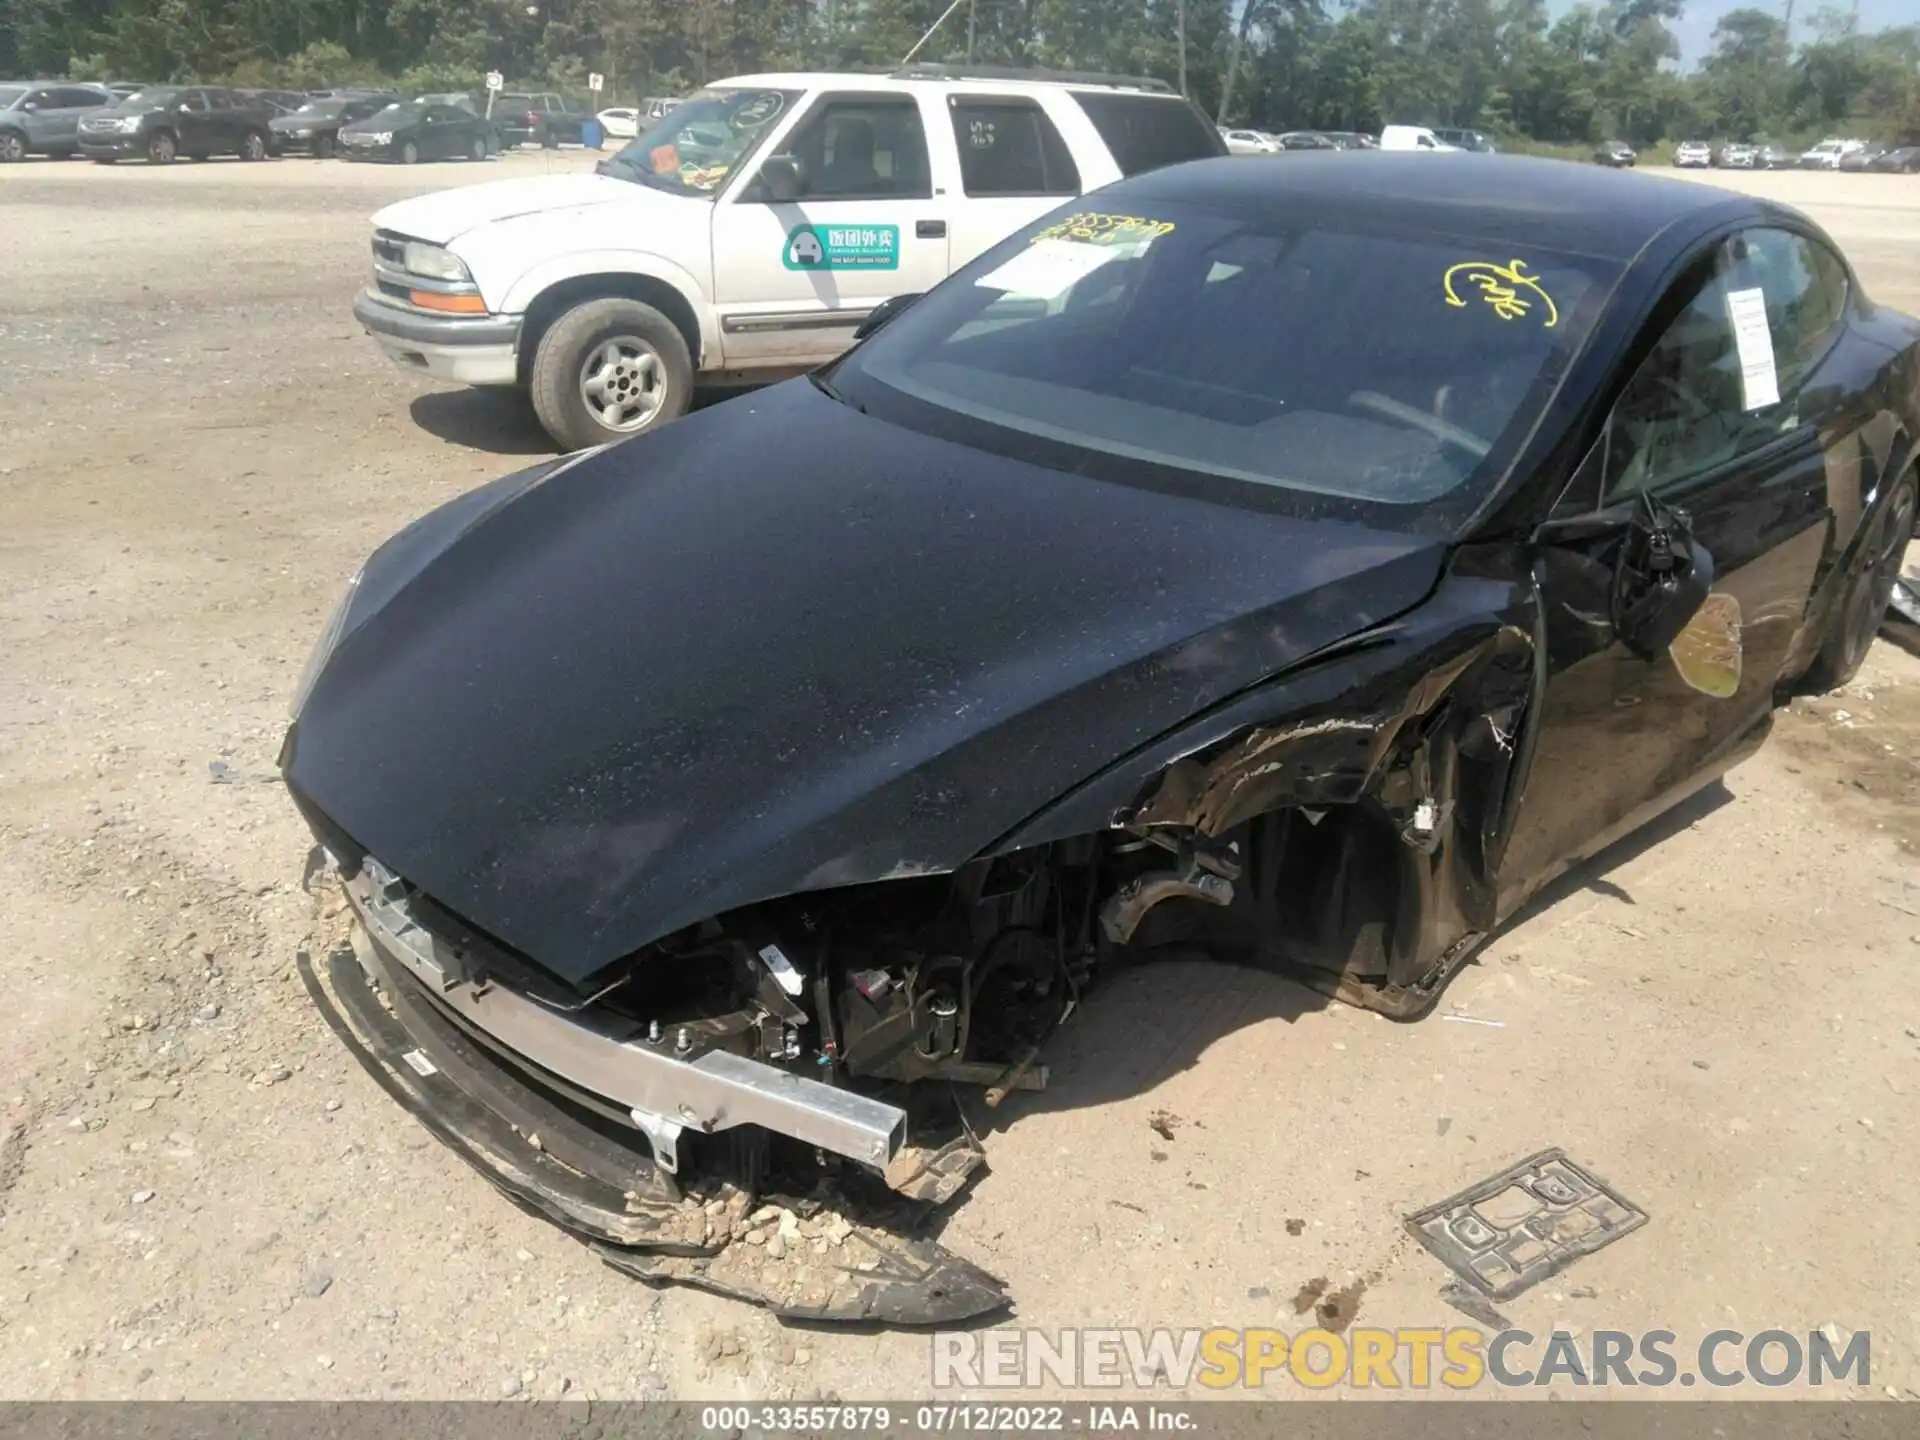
[
  {"x1": 122, "y1": 87, "x2": 181, "y2": 109},
  {"x1": 296, "y1": 100, "x2": 349, "y2": 117},
  {"x1": 831, "y1": 200, "x2": 1621, "y2": 534},
  {"x1": 370, "y1": 103, "x2": 422, "y2": 124},
  {"x1": 597, "y1": 87, "x2": 800, "y2": 197}
]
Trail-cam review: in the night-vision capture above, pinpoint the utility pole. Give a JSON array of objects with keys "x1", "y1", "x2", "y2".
[{"x1": 967, "y1": 0, "x2": 978, "y2": 61}]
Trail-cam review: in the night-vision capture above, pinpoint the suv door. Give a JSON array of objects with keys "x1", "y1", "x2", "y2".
[
  {"x1": 1498, "y1": 228, "x2": 1847, "y2": 904},
  {"x1": 712, "y1": 90, "x2": 952, "y2": 365},
  {"x1": 173, "y1": 89, "x2": 216, "y2": 152},
  {"x1": 43, "y1": 87, "x2": 107, "y2": 150}
]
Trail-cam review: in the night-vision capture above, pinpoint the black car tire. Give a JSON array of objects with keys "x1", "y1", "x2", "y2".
[
  {"x1": 529, "y1": 297, "x2": 694, "y2": 451},
  {"x1": 1804, "y1": 468, "x2": 1918, "y2": 692},
  {"x1": 240, "y1": 130, "x2": 268, "y2": 161},
  {"x1": 399, "y1": 139, "x2": 419, "y2": 165},
  {"x1": 147, "y1": 129, "x2": 177, "y2": 164},
  {"x1": 315, "y1": 134, "x2": 335, "y2": 159},
  {"x1": 0, "y1": 130, "x2": 26, "y2": 163}
]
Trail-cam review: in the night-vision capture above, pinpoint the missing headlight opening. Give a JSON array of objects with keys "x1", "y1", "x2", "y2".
[{"x1": 297, "y1": 610, "x2": 1539, "y2": 1323}]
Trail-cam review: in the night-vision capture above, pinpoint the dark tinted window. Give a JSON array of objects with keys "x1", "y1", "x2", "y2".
[
  {"x1": 785, "y1": 95, "x2": 931, "y2": 200},
  {"x1": 56, "y1": 87, "x2": 109, "y2": 107},
  {"x1": 206, "y1": 91, "x2": 236, "y2": 110},
  {"x1": 950, "y1": 98, "x2": 1080, "y2": 196},
  {"x1": 1598, "y1": 230, "x2": 1837, "y2": 502},
  {"x1": 1069, "y1": 92, "x2": 1226, "y2": 176}
]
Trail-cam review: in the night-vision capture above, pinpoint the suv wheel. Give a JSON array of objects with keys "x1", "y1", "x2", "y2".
[
  {"x1": 0, "y1": 130, "x2": 25, "y2": 163},
  {"x1": 240, "y1": 130, "x2": 268, "y2": 161},
  {"x1": 529, "y1": 297, "x2": 694, "y2": 451},
  {"x1": 398, "y1": 139, "x2": 419, "y2": 165},
  {"x1": 147, "y1": 129, "x2": 177, "y2": 164},
  {"x1": 1804, "y1": 470, "x2": 1918, "y2": 691}
]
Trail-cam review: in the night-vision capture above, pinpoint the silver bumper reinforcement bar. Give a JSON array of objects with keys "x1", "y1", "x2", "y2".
[{"x1": 341, "y1": 860, "x2": 907, "y2": 1171}]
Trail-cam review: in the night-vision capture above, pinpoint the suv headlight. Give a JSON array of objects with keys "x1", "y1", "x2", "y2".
[{"x1": 402, "y1": 241, "x2": 470, "y2": 281}]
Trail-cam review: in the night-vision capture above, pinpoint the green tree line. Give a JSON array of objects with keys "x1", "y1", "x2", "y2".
[{"x1": 2, "y1": 0, "x2": 1915, "y2": 147}]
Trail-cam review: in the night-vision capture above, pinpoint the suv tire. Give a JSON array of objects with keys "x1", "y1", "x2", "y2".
[
  {"x1": 0, "y1": 130, "x2": 26, "y2": 163},
  {"x1": 1802, "y1": 469, "x2": 1918, "y2": 692},
  {"x1": 529, "y1": 297, "x2": 693, "y2": 451}
]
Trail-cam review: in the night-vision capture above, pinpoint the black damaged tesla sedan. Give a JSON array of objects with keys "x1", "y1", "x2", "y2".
[{"x1": 282, "y1": 155, "x2": 1920, "y2": 1322}]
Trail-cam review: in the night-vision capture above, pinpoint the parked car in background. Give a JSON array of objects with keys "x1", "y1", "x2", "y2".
[
  {"x1": 1673, "y1": 139, "x2": 1712, "y2": 168},
  {"x1": 597, "y1": 106, "x2": 640, "y2": 139},
  {"x1": 1219, "y1": 127, "x2": 1277, "y2": 155},
  {"x1": 1432, "y1": 126, "x2": 1495, "y2": 152},
  {"x1": 339, "y1": 100, "x2": 496, "y2": 164},
  {"x1": 1838, "y1": 143, "x2": 1886, "y2": 172},
  {"x1": 272, "y1": 93, "x2": 400, "y2": 157},
  {"x1": 1318, "y1": 131, "x2": 1376, "y2": 149},
  {"x1": 1378, "y1": 124, "x2": 1457, "y2": 151},
  {"x1": 492, "y1": 93, "x2": 588, "y2": 148},
  {"x1": 415, "y1": 91, "x2": 481, "y2": 113},
  {"x1": 1593, "y1": 139, "x2": 1636, "y2": 167},
  {"x1": 1717, "y1": 141, "x2": 1756, "y2": 168},
  {"x1": 1755, "y1": 142, "x2": 1793, "y2": 169},
  {"x1": 0, "y1": 81, "x2": 113, "y2": 162},
  {"x1": 640, "y1": 96, "x2": 680, "y2": 124},
  {"x1": 104, "y1": 82, "x2": 153, "y2": 100},
  {"x1": 1275, "y1": 131, "x2": 1338, "y2": 151},
  {"x1": 1799, "y1": 137, "x2": 1860, "y2": 169},
  {"x1": 1869, "y1": 145, "x2": 1920, "y2": 173},
  {"x1": 353, "y1": 68, "x2": 1228, "y2": 448},
  {"x1": 79, "y1": 86, "x2": 274, "y2": 164}
]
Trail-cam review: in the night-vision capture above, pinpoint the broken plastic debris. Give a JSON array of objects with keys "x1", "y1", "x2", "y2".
[{"x1": 757, "y1": 944, "x2": 804, "y2": 997}]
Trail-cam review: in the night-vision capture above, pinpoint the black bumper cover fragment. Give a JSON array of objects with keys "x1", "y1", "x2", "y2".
[{"x1": 300, "y1": 943, "x2": 1009, "y2": 1325}]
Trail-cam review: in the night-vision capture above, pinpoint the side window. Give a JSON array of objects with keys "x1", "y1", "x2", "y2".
[
  {"x1": 1600, "y1": 236, "x2": 1812, "y2": 502},
  {"x1": 25, "y1": 89, "x2": 56, "y2": 110},
  {"x1": 206, "y1": 92, "x2": 234, "y2": 111},
  {"x1": 1069, "y1": 92, "x2": 1224, "y2": 175},
  {"x1": 1728, "y1": 227, "x2": 1848, "y2": 396},
  {"x1": 56, "y1": 88, "x2": 103, "y2": 108},
  {"x1": 949, "y1": 98, "x2": 1080, "y2": 197},
  {"x1": 784, "y1": 96, "x2": 931, "y2": 200},
  {"x1": 180, "y1": 90, "x2": 209, "y2": 113}
]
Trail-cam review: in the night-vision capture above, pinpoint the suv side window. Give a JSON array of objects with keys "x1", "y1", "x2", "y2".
[
  {"x1": 56, "y1": 87, "x2": 105, "y2": 108},
  {"x1": 785, "y1": 95, "x2": 931, "y2": 200},
  {"x1": 179, "y1": 90, "x2": 209, "y2": 112},
  {"x1": 949, "y1": 98, "x2": 1080, "y2": 197},
  {"x1": 1070, "y1": 92, "x2": 1226, "y2": 175},
  {"x1": 24, "y1": 89, "x2": 56, "y2": 110},
  {"x1": 1600, "y1": 231, "x2": 1829, "y2": 502}
]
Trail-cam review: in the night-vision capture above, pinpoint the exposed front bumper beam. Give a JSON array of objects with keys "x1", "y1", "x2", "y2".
[{"x1": 341, "y1": 861, "x2": 908, "y2": 1171}]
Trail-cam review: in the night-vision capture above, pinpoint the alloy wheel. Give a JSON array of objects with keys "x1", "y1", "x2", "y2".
[{"x1": 578, "y1": 337, "x2": 667, "y2": 432}]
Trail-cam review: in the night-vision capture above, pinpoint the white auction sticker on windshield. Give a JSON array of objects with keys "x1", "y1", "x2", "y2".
[
  {"x1": 974, "y1": 238, "x2": 1118, "y2": 300},
  {"x1": 1725, "y1": 286, "x2": 1780, "y2": 411}
]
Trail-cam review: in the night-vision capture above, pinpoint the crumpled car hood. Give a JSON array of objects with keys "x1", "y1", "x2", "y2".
[
  {"x1": 284, "y1": 379, "x2": 1448, "y2": 986},
  {"x1": 370, "y1": 173, "x2": 643, "y2": 244}
]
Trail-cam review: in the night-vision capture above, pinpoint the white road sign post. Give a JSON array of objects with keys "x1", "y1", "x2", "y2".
[
  {"x1": 484, "y1": 71, "x2": 503, "y2": 119},
  {"x1": 588, "y1": 72, "x2": 604, "y2": 94}
]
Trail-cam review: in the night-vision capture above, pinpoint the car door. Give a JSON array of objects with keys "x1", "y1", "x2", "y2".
[
  {"x1": 173, "y1": 89, "x2": 216, "y2": 151},
  {"x1": 944, "y1": 95, "x2": 1083, "y2": 270},
  {"x1": 1498, "y1": 227, "x2": 1851, "y2": 907},
  {"x1": 711, "y1": 90, "x2": 952, "y2": 366},
  {"x1": 40, "y1": 87, "x2": 104, "y2": 150},
  {"x1": 416, "y1": 106, "x2": 452, "y2": 159}
]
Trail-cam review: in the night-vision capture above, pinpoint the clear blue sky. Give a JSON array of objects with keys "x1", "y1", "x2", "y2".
[{"x1": 1549, "y1": 0, "x2": 1914, "y2": 68}]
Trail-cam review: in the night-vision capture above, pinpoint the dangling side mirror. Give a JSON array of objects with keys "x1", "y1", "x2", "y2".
[{"x1": 1610, "y1": 491, "x2": 1714, "y2": 661}]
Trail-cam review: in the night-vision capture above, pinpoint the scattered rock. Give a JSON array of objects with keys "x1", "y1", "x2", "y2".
[
  {"x1": 1569, "y1": 1285, "x2": 1598, "y2": 1299},
  {"x1": 324, "y1": 1099, "x2": 341, "y2": 1113},
  {"x1": 1247, "y1": 1286, "x2": 1270, "y2": 1300},
  {"x1": 1692, "y1": 1059, "x2": 1710, "y2": 1070},
  {"x1": 195, "y1": 1004, "x2": 220, "y2": 1022},
  {"x1": 130, "y1": 1097, "x2": 156, "y2": 1113},
  {"x1": 317, "y1": 1355, "x2": 334, "y2": 1370},
  {"x1": 251, "y1": 1067, "x2": 291, "y2": 1088},
  {"x1": 1285, "y1": 1218, "x2": 1305, "y2": 1237},
  {"x1": 500, "y1": 1376, "x2": 522, "y2": 1397},
  {"x1": 130, "y1": 1189, "x2": 155, "y2": 1205},
  {"x1": 1436, "y1": 1117, "x2": 1452, "y2": 1136},
  {"x1": 302, "y1": 1270, "x2": 334, "y2": 1299},
  {"x1": 514, "y1": 1248, "x2": 534, "y2": 1263},
  {"x1": 1860, "y1": 1118, "x2": 1875, "y2": 1131}
]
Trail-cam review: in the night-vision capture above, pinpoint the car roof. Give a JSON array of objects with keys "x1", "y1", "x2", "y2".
[
  {"x1": 1115, "y1": 153, "x2": 1758, "y2": 263},
  {"x1": 716, "y1": 69, "x2": 1183, "y2": 97}
]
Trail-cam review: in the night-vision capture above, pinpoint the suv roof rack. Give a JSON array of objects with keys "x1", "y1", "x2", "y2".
[{"x1": 887, "y1": 63, "x2": 1173, "y2": 93}]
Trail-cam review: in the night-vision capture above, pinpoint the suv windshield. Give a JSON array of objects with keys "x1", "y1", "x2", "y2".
[
  {"x1": 122, "y1": 87, "x2": 181, "y2": 109},
  {"x1": 295, "y1": 100, "x2": 349, "y2": 117},
  {"x1": 598, "y1": 87, "x2": 801, "y2": 196},
  {"x1": 832, "y1": 200, "x2": 1619, "y2": 533}
]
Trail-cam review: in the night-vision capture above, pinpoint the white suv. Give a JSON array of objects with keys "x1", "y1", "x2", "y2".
[
  {"x1": 1798, "y1": 137, "x2": 1861, "y2": 170},
  {"x1": 354, "y1": 67, "x2": 1226, "y2": 450}
]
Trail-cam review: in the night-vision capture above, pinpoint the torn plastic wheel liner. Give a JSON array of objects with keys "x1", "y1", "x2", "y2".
[{"x1": 298, "y1": 943, "x2": 1010, "y2": 1325}]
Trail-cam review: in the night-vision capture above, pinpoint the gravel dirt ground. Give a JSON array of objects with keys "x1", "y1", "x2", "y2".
[{"x1": 1, "y1": 152, "x2": 1917, "y2": 1403}]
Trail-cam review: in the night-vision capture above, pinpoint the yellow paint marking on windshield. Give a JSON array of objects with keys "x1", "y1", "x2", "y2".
[
  {"x1": 1032, "y1": 213, "x2": 1177, "y2": 247},
  {"x1": 1443, "y1": 259, "x2": 1560, "y2": 328}
]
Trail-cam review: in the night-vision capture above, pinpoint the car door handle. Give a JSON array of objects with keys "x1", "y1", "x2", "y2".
[{"x1": 916, "y1": 220, "x2": 947, "y2": 239}]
